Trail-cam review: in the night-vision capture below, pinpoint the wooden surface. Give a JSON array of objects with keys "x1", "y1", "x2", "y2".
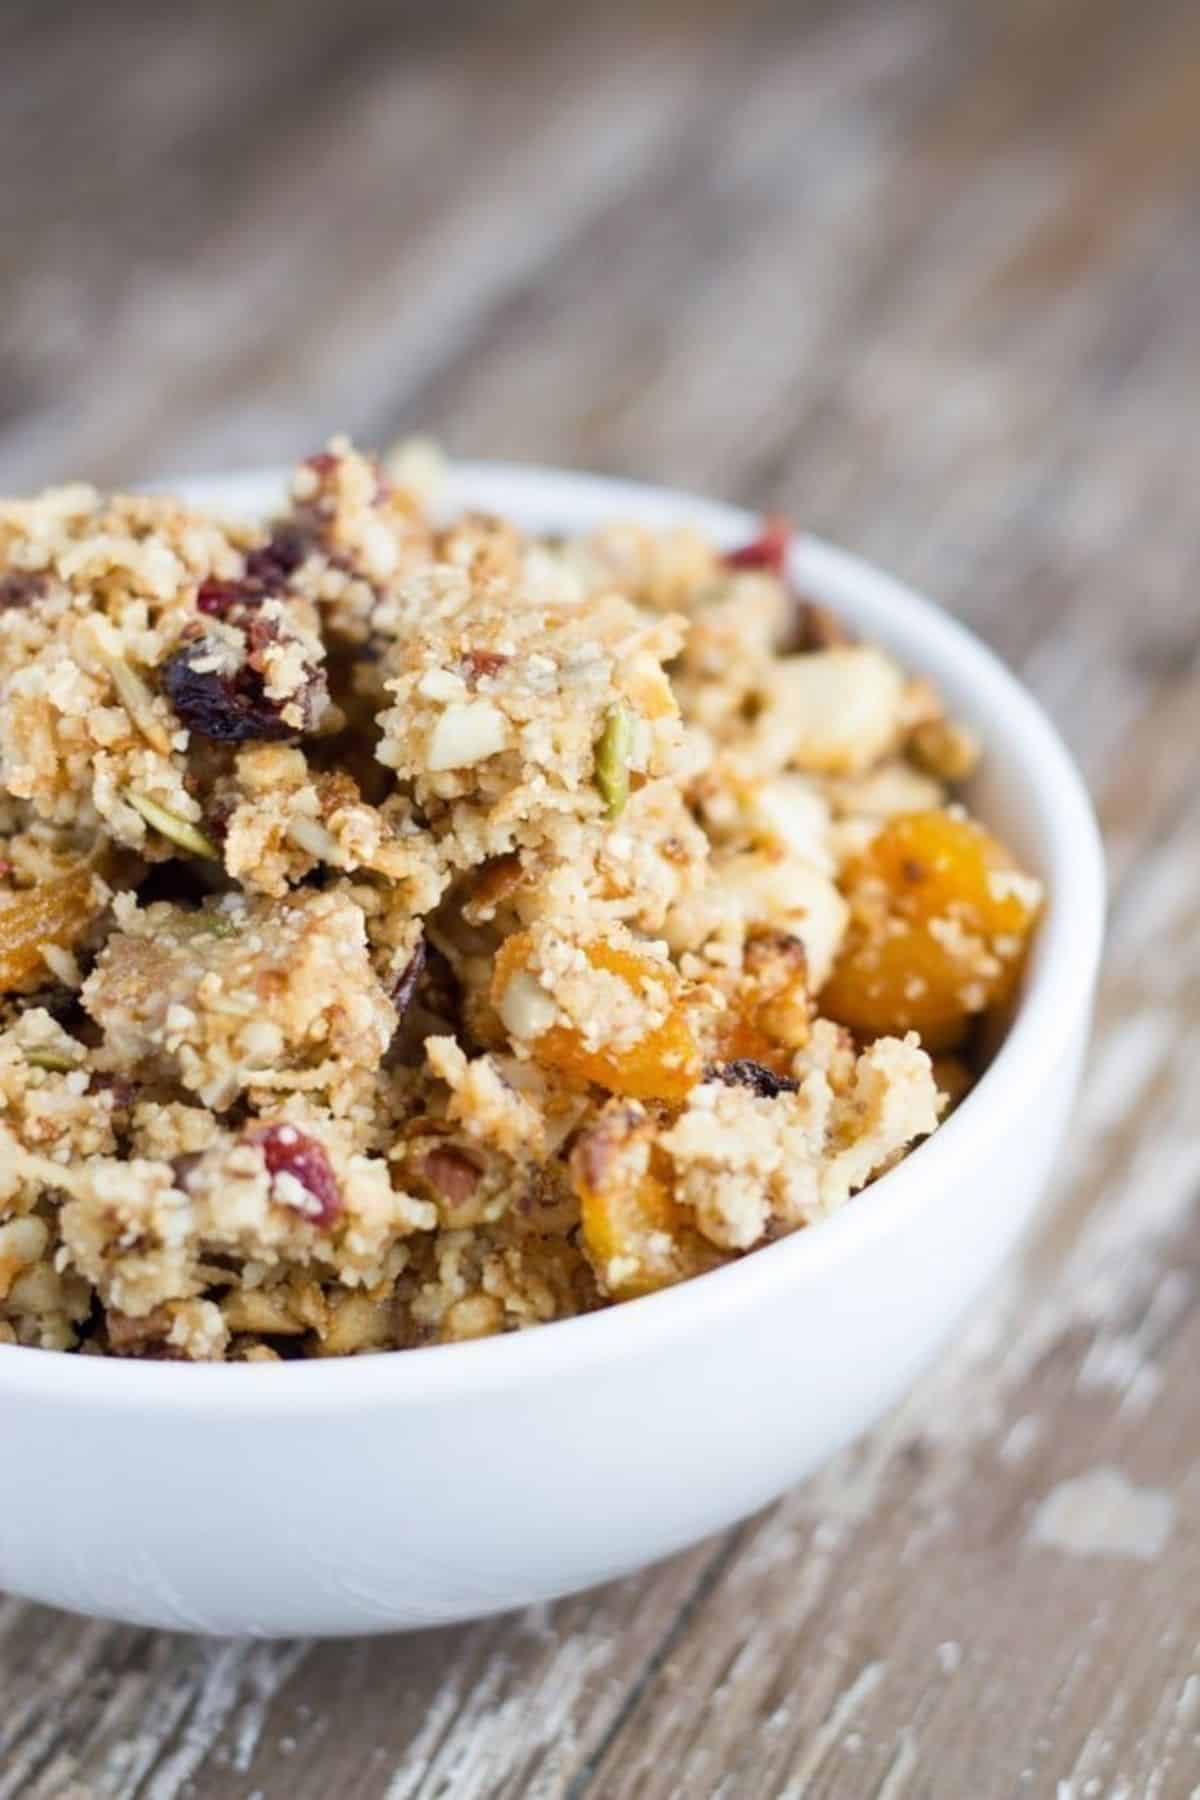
[{"x1": 2, "y1": 0, "x2": 1199, "y2": 1793}]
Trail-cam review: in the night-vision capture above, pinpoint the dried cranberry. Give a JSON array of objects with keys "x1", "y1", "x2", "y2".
[
  {"x1": 414, "y1": 1146, "x2": 480, "y2": 1210},
  {"x1": 0, "y1": 571, "x2": 47, "y2": 610},
  {"x1": 460, "y1": 650, "x2": 509, "y2": 685},
  {"x1": 244, "y1": 526, "x2": 310, "y2": 588},
  {"x1": 710, "y1": 1059, "x2": 799, "y2": 1099},
  {"x1": 306, "y1": 451, "x2": 339, "y2": 479},
  {"x1": 724, "y1": 517, "x2": 792, "y2": 577},
  {"x1": 196, "y1": 576, "x2": 261, "y2": 618},
  {"x1": 391, "y1": 938, "x2": 426, "y2": 1015},
  {"x1": 252, "y1": 1124, "x2": 342, "y2": 1228},
  {"x1": 162, "y1": 634, "x2": 325, "y2": 742}
]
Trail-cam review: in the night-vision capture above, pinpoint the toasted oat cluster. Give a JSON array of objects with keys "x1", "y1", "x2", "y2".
[{"x1": 0, "y1": 443, "x2": 1041, "y2": 1360}]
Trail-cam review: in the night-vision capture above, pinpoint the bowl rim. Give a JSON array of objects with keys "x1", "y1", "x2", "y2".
[{"x1": 0, "y1": 460, "x2": 1105, "y2": 1411}]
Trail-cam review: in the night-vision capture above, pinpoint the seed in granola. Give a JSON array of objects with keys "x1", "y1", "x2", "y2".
[
  {"x1": 594, "y1": 702, "x2": 634, "y2": 821},
  {"x1": 123, "y1": 790, "x2": 220, "y2": 860},
  {"x1": 99, "y1": 649, "x2": 173, "y2": 753},
  {"x1": 202, "y1": 914, "x2": 240, "y2": 939},
  {"x1": 22, "y1": 1044, "x2": 83, "y2": 1073}
]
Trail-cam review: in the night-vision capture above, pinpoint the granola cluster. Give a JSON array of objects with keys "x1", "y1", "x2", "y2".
[{"x1": 0, "y1": 443, "x2": 1040, "y2": 1359}]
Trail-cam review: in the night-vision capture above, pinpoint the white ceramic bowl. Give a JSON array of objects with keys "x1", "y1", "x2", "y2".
[{"x1": 0, "y1": 465, "x2": 1104, "y2": 1637}]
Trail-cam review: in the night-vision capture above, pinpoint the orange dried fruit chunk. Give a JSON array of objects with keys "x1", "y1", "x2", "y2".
[
  {"x1": 571, "y1": 1106, "x2": 721, "y2": 1299},
  {"x1": 710, "y1": 929, "x2": 809, "y2": 1074},
  {"x1": 819, "y1": 810, "x2": 1040, "y2": 1051},
  {"x1": 492, "y1": 932, "x2": 701, "y2": 1102},
  {"x1": 0, "y1": 867, "x2": 98, "y2": 994}
]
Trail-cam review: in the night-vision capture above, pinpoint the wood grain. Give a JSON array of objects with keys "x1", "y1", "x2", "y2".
[{"x1": 2, "y1": 0, "x2": 1199, "y2": 1794}]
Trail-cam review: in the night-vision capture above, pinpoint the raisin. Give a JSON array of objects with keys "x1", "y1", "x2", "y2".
[
  {"x1": 251, "y1": 1124, "x2": 342, "y2": 1228},
  {"x1": 196, "y1": 577, "x2": 260, "y2": 619},
  {"x1": 724, "y1": 517, "x2": 791, "y2": 576},
  {"x1": 243, "y1": 526, "x2": 310, "y2": 588},
  {"x1": 0, "y1": 572, "x2": 47, "y2": 610},
  {"x1": 162, "y1": 634, "x2": 325, "y2": 742},
  {"x1": 198, "y1": 526, "x2": 311, "y2": 620},
  {"x1": 710, "y1": 1059, "x2": 799, "y2": 1099}
]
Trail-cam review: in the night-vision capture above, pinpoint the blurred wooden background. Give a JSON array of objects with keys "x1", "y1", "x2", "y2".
[{"x1": 2, "y1": 0, "x2": 1200, "y2": 1794}]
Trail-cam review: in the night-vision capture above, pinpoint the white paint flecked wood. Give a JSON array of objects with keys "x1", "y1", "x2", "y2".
[{"x1": 2, "y1": 0, "x2": 1199, "y2": 1793}]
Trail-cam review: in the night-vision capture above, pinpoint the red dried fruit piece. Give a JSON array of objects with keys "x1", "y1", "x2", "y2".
[
  {"x1": 197, "y1": 525, "x2": 310, "y2": 618},
  {"x1": 162, "y1": 633, "x2": 326, "y2": 742},
  {"x1": 724, "y1": 516, "x2": 791, "y2": 576},
  {"x1": 196, "y1": 576, "x2": 261, "y2": 618},
  {"x1": 252, "y1": 1124, "x2": 342, "y2": 1228},
  {"x1": 243, "y1": 526, "x2": 310, "y2": 588},
  {"x1": 460, "y1": 650, "x2": 509, "y2": 685}
]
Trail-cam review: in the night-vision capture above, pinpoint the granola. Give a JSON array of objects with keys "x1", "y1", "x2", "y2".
[{"x1": 0, "y1": 441, "x2": 1041, "y2": 1359}]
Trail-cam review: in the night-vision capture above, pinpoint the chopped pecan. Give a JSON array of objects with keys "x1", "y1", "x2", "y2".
[
  {"x1": 415, "y1": 1146, "x2": 481, "y2": 1210},
  {"x1": 250, "y1": 1124, "x2": 342, "y2": 1229}
]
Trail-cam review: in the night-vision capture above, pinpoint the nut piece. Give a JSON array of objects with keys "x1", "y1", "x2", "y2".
[{"x1": 426, "y1": 700, "x2": 510, "y2": 771}]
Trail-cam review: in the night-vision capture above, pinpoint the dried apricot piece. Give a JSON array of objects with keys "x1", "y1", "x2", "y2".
[
  {"x1": 710, "y1": 929, "x2": 810, "y2": 1074},
  {"x1": 0, "y1": 867, "x2": 99, "y2": 994},
  {"x1": 571, "y1": 1104, "x2": 722, "y2": 1299},
  {"x1": 492, "y1": 932, "x2": 701, "y2": 1102},
  {"x1": 819, "y1": 810, "x2": 1040, "y2": 1051}
]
